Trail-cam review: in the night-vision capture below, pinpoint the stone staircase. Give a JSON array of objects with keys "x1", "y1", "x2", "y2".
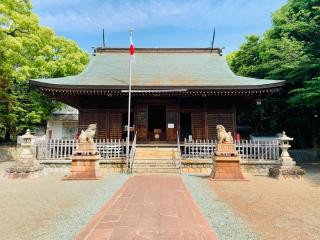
[{"x1": 132, "y1": 147, "x2": 180, "y2": 174}]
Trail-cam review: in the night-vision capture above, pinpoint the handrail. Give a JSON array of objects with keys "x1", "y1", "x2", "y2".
[
  {"x1": 176, "y1": 131, "x2": 182, "y2": 174},
  {"x1": 129, "y1": 131, "x2": 137, "y2": 174}
]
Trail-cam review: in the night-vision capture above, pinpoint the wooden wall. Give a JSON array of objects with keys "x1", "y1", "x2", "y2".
[
  {"x1": 79, "y1": 111, "x2": 123, "y2": 139},
  {"x1": 77, "y1": 96, "x2": 236, "y2": 141}
]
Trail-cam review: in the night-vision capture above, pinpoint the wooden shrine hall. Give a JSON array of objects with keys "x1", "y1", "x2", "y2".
[{"x1": 30, "y1": 48, "x2": 284, "y2": 143}]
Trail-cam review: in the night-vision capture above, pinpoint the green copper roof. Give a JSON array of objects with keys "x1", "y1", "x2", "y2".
[{"x1": 30, "y1": 48, "x2": 284, "y2": 90}]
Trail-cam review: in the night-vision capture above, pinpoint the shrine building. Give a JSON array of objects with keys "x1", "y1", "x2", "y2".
[{"x1": 30, "y1": 48, "x2": 284, "y2": 143}]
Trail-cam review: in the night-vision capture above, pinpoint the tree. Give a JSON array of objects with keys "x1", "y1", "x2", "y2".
[
  {"x1": 265, "y1": 0, "x2": 320, "y2": 103},
  {"x1": 0, "y1": 0, "x2": 89, "y2": 142},
  {"x1": 228, "y1": 35, "x2": 265, "y2": 79},
  {"x1": 227, "y1": 0, "x2": 320, "y2": 148}
]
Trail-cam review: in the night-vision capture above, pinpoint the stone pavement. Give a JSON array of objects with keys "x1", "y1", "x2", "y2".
[{"x1": 77, "y1": 174, "x2": 217, "y2": 240}]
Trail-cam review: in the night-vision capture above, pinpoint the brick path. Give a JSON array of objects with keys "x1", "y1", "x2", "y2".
[{"x1": 77, "y1": 174, "x2": 217, "y2": 240}]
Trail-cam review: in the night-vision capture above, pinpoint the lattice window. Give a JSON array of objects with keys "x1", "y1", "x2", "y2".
[
  {"x1": 207, "y1": 112, "x2": 235, "y2": 140},
  {"x1": 191, "y1": 112, "x2": 205, "y2": 139},
  {"x1": 109, "y1": 112, "x2": 122, "y2": 139}
]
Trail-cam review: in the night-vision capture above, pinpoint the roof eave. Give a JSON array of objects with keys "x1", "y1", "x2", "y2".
[{"x1": 30, "y1": 79, "x2": 285, "y2": 91}]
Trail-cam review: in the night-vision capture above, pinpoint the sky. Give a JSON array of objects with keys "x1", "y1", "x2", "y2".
[{"x1": 31, "y1": 0, "x2": 288, "y2": 54}]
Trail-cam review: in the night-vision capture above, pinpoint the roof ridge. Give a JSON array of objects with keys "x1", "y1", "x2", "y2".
[{"x1": 95, "y1": 47, "x2": 222, "y2": 54}]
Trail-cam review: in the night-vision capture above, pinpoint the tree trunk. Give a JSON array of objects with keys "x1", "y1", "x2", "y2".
[
  {"x1": 4, "y1": 128, "x2": 11, "y2": 143},
  {"x1": 3, "y1": 101, "x2": 11, "y2": 143}
]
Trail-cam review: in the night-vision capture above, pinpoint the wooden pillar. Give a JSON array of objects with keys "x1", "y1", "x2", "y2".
[
  {"x1": 232, "y1": 104, "x2": 237, "y2": 138},
  {"x1": 204, "y1": 96, "x2": 208, "y2": 140},
  {"x1": 177, "y1": 96, "x2": 181, "y2": 137}
]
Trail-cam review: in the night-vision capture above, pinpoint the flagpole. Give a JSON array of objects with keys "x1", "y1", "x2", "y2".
[{"x1": 126, "y1": 29, "x2": 133, "y2": 163}]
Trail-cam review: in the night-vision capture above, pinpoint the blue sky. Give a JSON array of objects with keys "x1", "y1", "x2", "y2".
[{"x1": 31, "y1": 0, "x2": 287, "y2": 54}]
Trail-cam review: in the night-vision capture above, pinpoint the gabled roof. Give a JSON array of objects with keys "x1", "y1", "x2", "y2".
[{"x1": 30, "y1": 48, "x2": 284, "y2": 92}]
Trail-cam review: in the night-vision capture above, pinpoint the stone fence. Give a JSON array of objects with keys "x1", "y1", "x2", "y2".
[{"x1": 0, "y1": 146, "x2": 20, "y2": 162}]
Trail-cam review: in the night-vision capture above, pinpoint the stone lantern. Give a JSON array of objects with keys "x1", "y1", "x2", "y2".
[
  {"x1": 5, "y1": 129, "x2": 44, "y2": 179},
  {"x1": 278, "y1": 131, "x2": 296, "y2": 167},
  {"x1": 18, "y1": 129, "x2": 36, "y2": 167},
  {"x1": 269, "y1": 131, "x2": 305, "y2": 179}
]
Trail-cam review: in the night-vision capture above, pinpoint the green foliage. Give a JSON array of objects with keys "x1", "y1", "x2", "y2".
[
  {"x1": 0, "y1": 0, "x2": 89, "y2": 142},
  {"x1": 290, "y1": 77, "x2": 320, "y2": 107},
  {"x1": 228, "y1": 35, "x2": 265, "y2": 78},
  {"x1": 265, "y1": 0, "x2": 320, "y2": 98},
  {"x1": 227, "y1": 0, "x2": 320, "y2": 148},
  {"x1": 260, "y1": 35, "x2": 311, "y2": 81}
]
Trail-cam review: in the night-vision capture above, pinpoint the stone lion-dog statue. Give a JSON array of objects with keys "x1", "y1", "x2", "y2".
[
  {"x1": 216, "y1": 125, "x2": 233, "y2": 144},
  {"x1": 79, "y1": 123, "x2": 97, "y2": 144}
]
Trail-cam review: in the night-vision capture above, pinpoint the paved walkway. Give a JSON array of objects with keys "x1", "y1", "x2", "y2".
[{"x1": 77, "y1": 174, "x2": 217, "y2": 240}]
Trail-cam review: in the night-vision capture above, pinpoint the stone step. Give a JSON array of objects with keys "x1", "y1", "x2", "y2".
[
  {"x1": 132, "y1": 167, "x2": 180, "y2": 174},
  {"x1": 134, "y1": 153, "x2": 178, "y2": 159},
  {"x1": 135, "y1": 147, "x2": 177, "y2": 151},
  {"x1": 133, "y1": 163, "x2": 179, "y2": 168},
  {"x1": 134, "y1": 156, "x2": 179, "y2": 161},
  {"x1": 133, "y1": 147, "x2": 180, "y2": 173},
  {"x1": 133, "y1": 159, "x2": 179, "y2": 163},
  {"x1": 135, "y1": 149, "x2": 178, "y2": 154},
  {"x1": 134, "y1": 154, "x2": 178, "y2": 160},
  {"x1": 135, "y1": 150, "x2": 178, "y2": 154}
]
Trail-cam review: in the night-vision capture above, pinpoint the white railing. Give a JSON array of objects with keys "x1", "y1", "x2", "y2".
[
  {"x1": 182, "y1": 139, "x2": 280, "y2": 161},
  {"x1": 183, "y1": 139, "x2": 215, "y2": 159},
  {"x1": 129, "y1": 132, "x2": 137, "y2": 173},
  {"x1": 34, "y1": 139, "x2": 126, "y2": 160},
  {"x1": 237, "y1": 140, "x2": 279, "y2": 161}
]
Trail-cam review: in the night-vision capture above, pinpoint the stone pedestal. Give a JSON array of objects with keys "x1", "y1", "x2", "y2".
[
  {"x1": 210, "y1": 143, "x2": 245, "y2": 180},
  {"x1": 64, "y1": 154, "x2": 101, "y2": 180},
  {"x1": 63, "y1": 124, "x2": 102, "y2": 180},
  {"x1": 215, "y1": 143, "x2": 238, "y2": 156},
  {"x1": 4, "y1": 130, "x2": 44, "y2": 179}
]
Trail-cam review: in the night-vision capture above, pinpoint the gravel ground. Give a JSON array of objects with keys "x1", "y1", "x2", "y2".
[
  {"x1": 0, "y1": 162, "x2": 128, "y2": 240},
  {"x1": 182, "y1": 174, "x2": 260, "y2": 240},
  {"x1": 206, "y1": 169, "x2": 320, "y2": 240}
]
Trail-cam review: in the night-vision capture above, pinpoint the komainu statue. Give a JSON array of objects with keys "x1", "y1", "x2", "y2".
[
  {"x1": 216, "y1": 125, "x2": 233, "y2": 144},
  {"x1": 79, "y1": 123, "x2": 97, "y2": 144},
  {"x1": 76, "y1": 123, "x2": 98, "y2": 155}
]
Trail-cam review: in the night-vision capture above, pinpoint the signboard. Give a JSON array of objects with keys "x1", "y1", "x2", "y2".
[{"x1": 168, "y1": 123, "x2": 174, "y2": 129}]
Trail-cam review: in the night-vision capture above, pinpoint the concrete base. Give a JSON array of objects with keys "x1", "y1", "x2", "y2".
[
  {"x1": 269, "y1": 166, "x2": 306, "y2": 179},
  {"x1": 210, "y1": 156, "x2": 245, "y2": 180},
  {"x1": 63, "y1": 154, "x2": 102, "y2": 180},
  {"x1": 4, "y1": 165, "x2": 44, "y2": 179}
]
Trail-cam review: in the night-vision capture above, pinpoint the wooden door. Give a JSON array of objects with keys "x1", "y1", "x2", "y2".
[
  {"x1": 136, "y1": 104, "x2": 148, "y2": 141},
  {"x1": 109, "y1": 112, "x2": 122, "y2": 139},
  {"x1": 166, "y1": 103, "x2": 177, "y2": 141},
  {"x1": 191, "y1": 112, "x2": 205, "y2": 139}
]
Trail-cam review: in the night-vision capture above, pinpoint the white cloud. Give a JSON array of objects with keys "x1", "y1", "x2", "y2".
[{"x1": 31, "y1": 0, "x2": 287, "y2": 34}]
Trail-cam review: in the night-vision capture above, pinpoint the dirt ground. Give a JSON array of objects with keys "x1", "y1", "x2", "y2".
[{"x1": 208, "y1": 164, "x2": 320, "y2": 240}]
